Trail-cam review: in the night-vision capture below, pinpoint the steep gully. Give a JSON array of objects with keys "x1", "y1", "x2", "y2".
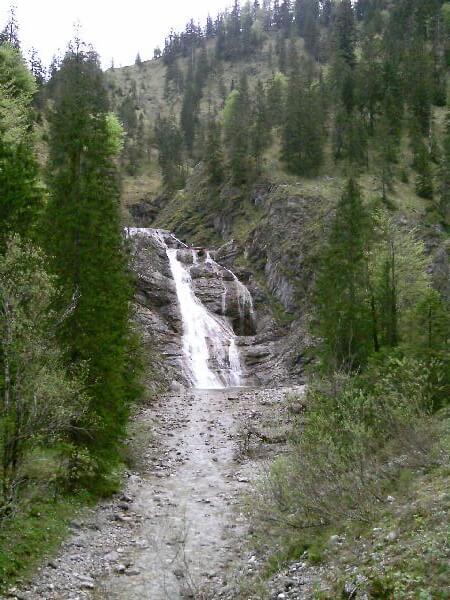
[{"x1": 12, "y1": 229, "x2": 298, "y2": 600}]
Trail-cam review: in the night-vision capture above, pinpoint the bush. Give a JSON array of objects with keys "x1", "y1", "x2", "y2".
[
  {"x1": 257, "y1": 355, "x2": 445, "y2": 536},
  {"x1": 0, "y1": 237, "x2": 88, "y2": 513}
]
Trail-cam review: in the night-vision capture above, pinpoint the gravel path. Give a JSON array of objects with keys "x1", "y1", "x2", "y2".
[{"x1": 6, "y1": 387, "x2": 302, "y2": 600}]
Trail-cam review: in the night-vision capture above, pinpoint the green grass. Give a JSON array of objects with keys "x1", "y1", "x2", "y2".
[
  {"x1": 0, "y1": 445, "x2": 126, "y2": 593},
  {"x1": 0, "y1": 492, "x2": 85, "y2": 592}
]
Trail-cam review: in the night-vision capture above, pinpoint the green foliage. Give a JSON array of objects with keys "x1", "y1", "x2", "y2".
[
  {"x1": 414, "y1": 139, "x2": 434, "y2": 200},
  {"x1": 0, "y1": 494, "x2": 84, "y2": 593},
  {"x1": 204, "y1": 117, "x2": 224, "y2": 186},
  {"x1": 250, "y1": 79, "x2": 271, "y2": 173},
  {"x1": 440, "y1": 110, "x2": 450, "y2": 225},
  {"x1": 266, "y1": 72, "x2": 287, "y2": 128},
  {"x1": 105, "y1": 112, "x2": 125, "y2": 155},
  {"x1": 0, "y1": 237, "x2": 87, "y2": 510},
  {"x1": 314, "y1": 178, "x2": 440, "y2": 372},
  {"x1": 259, "y1": 355, "x2": 443, "y2": 534},
  {"x1": 314, "y1": 179, "x2": 374, "y2": 370},
  {"x1": 281, "y1": 67, "x2": 324, "y2": 176},
  {"x1": 370, "y1": 212, "x2": 431, "y2": 348},
  {"x1": 223, "y1": 78, "x2": 252, "y2": 184},
  {"x1": 0, "y1": 44, "x2": 42, "y2": 251},
  {"x1": 44, "y1": 44, "x2": 139, "y2": 472},
  {"x1": 0, "y1": 44, "x2": 36, "y2": 146},
  {"x1": 155, "y1": 114, "x2": 186, "y2": 190}
]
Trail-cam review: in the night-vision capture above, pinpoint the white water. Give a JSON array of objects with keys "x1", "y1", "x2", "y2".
[
  {"x1": 166, "y1": 248, "x2": 243, "y2": 389},
  {"x1": 206, "y1": 252, "x2": 255, "y2": 327},
  {"x1": 127, "y1": 228, "x2": 250, "y2": 389}
]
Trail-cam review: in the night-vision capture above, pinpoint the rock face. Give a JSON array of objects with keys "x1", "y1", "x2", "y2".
[{"x1": 129, "y1": 229, "x2": 297, "y2": 389}]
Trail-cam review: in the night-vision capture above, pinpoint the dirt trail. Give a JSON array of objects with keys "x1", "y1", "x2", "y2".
[
  {"x1": 11, "y1": 388, "x2": 266, "y2": 600},
  {"x1": 95, "y1": 389, "x2": 249, "y2": 599}
]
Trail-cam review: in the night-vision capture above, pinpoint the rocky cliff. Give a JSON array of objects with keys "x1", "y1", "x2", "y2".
[{"x1": 130, "y1": 228, "x2": 302, "y2": 390}]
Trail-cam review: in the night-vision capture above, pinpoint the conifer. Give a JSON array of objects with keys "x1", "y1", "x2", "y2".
[
  {"x1": 44, "y1": 43, "x2": 135, "y2": 468},
  {"x1": 314, "y1": 179, "x2": 374, "y2": 371}
]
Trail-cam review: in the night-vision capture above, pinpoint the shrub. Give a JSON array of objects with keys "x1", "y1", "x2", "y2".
[{"x1": 257, "y1": 355, "x2": 445, "y2": 536}]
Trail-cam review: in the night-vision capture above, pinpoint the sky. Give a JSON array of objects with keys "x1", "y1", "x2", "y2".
[{"x1": 1, "y1": 0, "x2": 231, "y2": 69}]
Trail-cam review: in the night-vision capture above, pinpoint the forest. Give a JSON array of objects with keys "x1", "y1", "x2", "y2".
[{"x1": 0, "y1": 1, "x2": 449, "y2": 598}]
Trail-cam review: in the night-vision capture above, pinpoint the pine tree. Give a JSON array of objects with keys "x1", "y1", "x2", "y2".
[
  {"x1": 266, "y1": 72, "x2": 286, "y2": 128},
  {"x1": 332, "y1": 0, "x2": 357, "y2": 69},
  {"x1": 29, "y1": 47, "x2": 46, "y2": 87},
  {"x1": 373, "y1": 113, "x2": 397, "y2": 203},
  {"x1": 0, "y1": 5, "x2": 20, "y2": 49},
  {"x1": 314, "y1": 179, "x2": 374, "y2": 371},
  {"x1": 204, "y1": 117, "x2": 224, "y2": 185},
  {"x1": 155, "y1": 114, "x2": 185, "y2": 190},
  {"x1": 250, "y1": 79, "x2": 270, "y2": 173},
  {"x1": 0, "y1": 44, "x2": 42, "y2": 250},
  {"x1": 415, "y1": 139, "x2": 434, "y2": 200},
  {"x1": 440, "y1": 110, "x2": 450, "y2": 226},
  {"x1": 223, "y1": 74, "x2": 251, "y2": 184},
  {"x1": 295, "y1": 0, "x2": 320, "y2": 57},
  {"x1": 181, "y1": 60, "x2": 198, "y2": 155},
  {"x1": 282, "y1": 67, "x2": 324, "y2": 176},
  {"x1": 44, "y1": 42, "x2": 135, "y2": 468}
]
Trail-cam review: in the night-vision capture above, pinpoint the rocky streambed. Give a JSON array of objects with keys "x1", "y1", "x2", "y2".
[{"x1": 8, "y1": 386, "x2": 306, "y2": 600}]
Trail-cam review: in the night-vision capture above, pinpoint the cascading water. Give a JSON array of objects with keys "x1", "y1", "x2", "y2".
[
  {"x1": 167, "y1": 247, "x2": 243, "y2": 389},
  {"x1": 127, "y1": 227, "x2": 252, "y2": 389},
  {"x1": 205, "y1": 252, "x2": 255, "y2": 330}
]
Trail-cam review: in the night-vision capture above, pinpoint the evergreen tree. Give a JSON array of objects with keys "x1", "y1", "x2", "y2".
[
  {"x1": 275, "y1": 32, "x2": 287, "y2": 73},
  {"x1": 266, "y1": 72, "x2": 287, "y2": 128},
  {"x1": 282, "y1": 67, "x2": 324, "y2": 176},
  {"x1": 223, "y1": 74, "x2": 251, "y2": 184},
  {"x1": 0, "y1": 43, "x2": 42, "y2": 250},
  {"x1": 0, "y1": 5, "x2": 20, "y2": 49},
  {"x1": 414, "y1": 139, "x2": 434, "y2": 200},
  {"x1": 440, "y1": 110, "x2": 450, "y2": 226},
  {"x1": 332, "y1": 0, "x2": 357, "y2": 69},
  {"x1": 44, "y1": 42, "x2": 135, "y2": 468},
  {"x1": 155, "y1": 114, "x2": 185, "y2": 190},
  {"x1": 314, "y1": 179, "x2": 374, "y2": 371},
  {"x1": 250, "y1": 79, "x2": 270, "y2": 173},
  {"x1": 29, "y1": 47, "x2": 46, "y2": 87},
  {"x1": 204, "y1": 116, "x2": 224, "y2": 185},
  {"x1": 181, "y1": 60, "x2": 198, "y2": 155},
  {"x1": 295, "y1": 0, "x2": 320, "y2": 57},
  {"x1": 405, "y1": 38, "x2": 433, "y2": 138},
  {"x1": 373, "y1": 113, "x2": 397, "y2": 203}
]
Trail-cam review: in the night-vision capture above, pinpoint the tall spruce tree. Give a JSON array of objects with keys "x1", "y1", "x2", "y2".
[
  {"x1": 44, "y1": 42, "x2": 135, "y2": 468},
  {"x1": 155, "y1": 114, "x2": 185, "y2": 190},
  {"x1": 0, "y1": 5, "x2": 20, "y2": 49},
  {"x1": 0, "y1": 43, "x2": 42, "y2": 251},
  {"x1": 314, "y1": 179, "x2": 374, "y2": 371},
  {"x1": 282, "y1": 65, "x2": 324, "y2": 176},
  {"x1": 204, "y1": 116, "x2": 224, "y2": 186},
  {"x1": 223, "y1": 74, "x2": 252, "y2": 183},
  {"x1": 440, "y1": 110, "x2": 450, "y2": 226},
  {"x1": 250, "y1": 79, "x2": 270, "y2": 173}
]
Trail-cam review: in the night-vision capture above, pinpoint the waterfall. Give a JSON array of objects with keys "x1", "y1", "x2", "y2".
[
  {"x1": 166, "y1": 247, "x2": 245, "y2": 389},
  {"x1": 127, "y1": 228, "x2": 251, "y2": 389},
  {"x1": 205, "y1": 252, "x2": 255, "y2": 330}
]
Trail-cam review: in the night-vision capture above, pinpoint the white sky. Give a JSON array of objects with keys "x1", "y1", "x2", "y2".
[{"x1": 1, "y1": 0, "x2": 231, "y2": 69}]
